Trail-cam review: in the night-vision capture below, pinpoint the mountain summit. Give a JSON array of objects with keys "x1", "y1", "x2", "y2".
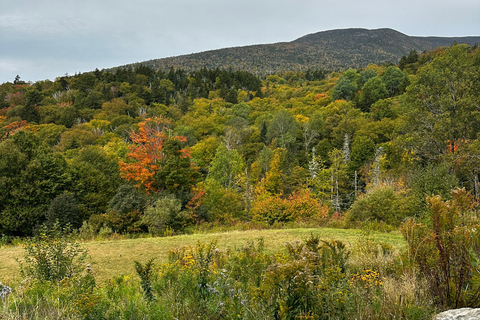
[{"x1": 122, "y1": 28, "x2": 480, "y2": 74}]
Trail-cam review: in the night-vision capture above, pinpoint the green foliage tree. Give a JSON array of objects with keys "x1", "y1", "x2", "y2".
[
  {"x1": 382, "y1": 66, "x2": 409, "y2": 97},
  {"x1": 358, "y1": 68, "x2": 377, "y2": 87},
  {"x1": 266, "y1": 109, "x2": 299, "y2": 150},
  {"x1": 46, "y1": 192, "x2": 82, "y2": 229},
  {"x1": 108, "y1": 184, "x2": 147, "y2": 215},
  {"x1": 331, "y1": 69, "x2": 359, "y2": 101},
  {"x1": 0, "y1": 131, "x2": 72, "y2": 236},
  {"x1": 410, "y1": 161, "x2": 458, "y2": 215},
  {"x1": 357, "y1": 76, "x2": 388, "y2": 112},
  {"x1": 350, "y1": 135, "x2": 375, "y2": 172},
  {"x1": 404, "y1": 44, "x2": 480, "y2": 160},
  {"x1": 207, "y1": 143, "x2": 244, "y2": 189},
  {"x1": 71, "y1": 146, "x2": 121, "y2": 218}
]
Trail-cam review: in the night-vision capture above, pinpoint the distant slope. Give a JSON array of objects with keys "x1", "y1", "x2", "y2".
[{"x1": 120, "y1": 28, "x2": 480, "y2": 74}]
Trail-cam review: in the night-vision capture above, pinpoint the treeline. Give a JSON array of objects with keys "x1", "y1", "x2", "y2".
[{"x1": 0, "y1": 44, "x2": 479, "y2": 237}]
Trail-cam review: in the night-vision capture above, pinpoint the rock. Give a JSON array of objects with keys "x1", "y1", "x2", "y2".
[{"x1": 434, "y1": 308, "x2": 480, "y2": 320}]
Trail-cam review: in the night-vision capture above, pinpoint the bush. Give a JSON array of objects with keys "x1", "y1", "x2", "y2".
[
  {"x1": 103, "y1": 209, "x2": 143, "y2": 234},
  {"x1": 46, "y1": 192, "x2": 82, "y2": 229},
  {"x1": 251, "y1": 189, "x2": 330, "y2": 225},
  {"x1": 108, "y1": 184, "x2": 146, "y2": 215},
  {"x1": 142, "y1": 195, "x2": 191, "y2": 234},
  {"x1": 347, "y1": 184, "x2": 415, "y2": 226},
  {"x1": 19, "y1": 222, "x2": 88, "y2": 282},
  {"x1": 401, "y1": 188, "x2": 480, "y2": 308}
]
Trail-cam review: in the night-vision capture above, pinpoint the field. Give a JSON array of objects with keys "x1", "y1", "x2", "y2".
[{"x1": 0, "y1": 227, "x2": 405, "y2": 283}]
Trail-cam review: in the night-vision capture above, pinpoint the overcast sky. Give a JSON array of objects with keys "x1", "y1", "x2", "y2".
[{"x1": 1, "y1": 0, "x2": 479, "y2": 84}]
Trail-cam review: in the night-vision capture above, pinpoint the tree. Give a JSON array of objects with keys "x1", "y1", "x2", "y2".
[
  {"x1": 331, "y1": 69, "x2": 359, "y2": 101},
  {"x1": 302, "y1": 114, "x2": 323, "y2": 156},
  {"x1": 155, "y1": 137, "x2": 200, "y2": 203},
  {"x1": 46, "y1": 192, "x2": 82, "y2": 229},
  {"x1": 358, "y1": 69, "x2": 377, "y2": 87},
  {"x1": 108, "y1": 184, "x2": 147, "y2": 215},
  {"x1": 120, "y1": 117, "x2": 198, "y2": 195},
  {"x1": 266, "y1": 109, "x2": 299, "y2": 150},
  {"x1": 350, "y1": 135, "x2": 375, "y2": 172},
  {"x1": 0, "y1": 132, "x2": 72, "y2": 236},
  {"x1": 70, "y1": 146, "x2": 121, "y2": 217},
  {"x1": 223, "y1": 116, "x2": 251, "y2": 150},
  {"x1": 404, "y1": 44, "x2": 480, "y2": 160},
  {"x1": 207, "y1": 143, "x2": 244, "y2": 189},
  {"x1": 382, "y1": 66, "x2": 409, "y2": 97},
  {"x1": 357, "y1": 77, "x2": 388, "y2": 112},
  {"x1": 347, "y1": 183, "x2": 415, "y2": 226}
]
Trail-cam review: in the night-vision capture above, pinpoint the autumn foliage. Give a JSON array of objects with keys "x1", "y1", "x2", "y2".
[
  {"x1": 1, "y1": 120, "x2": 28, "y2": 140},
  {"x1": 119, "y1": 117, "x2": 192, "y2": 193},
  {"x1": 251, "y1": 189, "x2": 330, "y2": 225}
]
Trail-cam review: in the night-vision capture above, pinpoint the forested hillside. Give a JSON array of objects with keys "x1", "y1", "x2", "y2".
[
  {"x1": 0, "y1": 44, "x2": 479, "y2": 238},
  {"x1": 119, "y1": 28, "x2": 480, "y2": 75}
]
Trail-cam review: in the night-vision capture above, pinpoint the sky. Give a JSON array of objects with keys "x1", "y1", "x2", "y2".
[{"x1": 1, "y1": 0, "x2": 479, "y2": 84}]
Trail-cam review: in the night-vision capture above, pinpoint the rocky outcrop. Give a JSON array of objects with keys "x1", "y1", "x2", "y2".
[{"x1": 434, "y1": 308, "x2": 480, "y2": 320}]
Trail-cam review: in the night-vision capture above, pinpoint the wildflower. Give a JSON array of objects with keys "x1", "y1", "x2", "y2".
[
  {"x1": 0, "y1": 282, "x2": 12, "y2": 299},
  {"x1": 206, "y1": 284, "x2": 219, "y2": 295}
]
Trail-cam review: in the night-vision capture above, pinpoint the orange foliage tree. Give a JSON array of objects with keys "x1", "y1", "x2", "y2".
[
  {"x1": 119, "y1": 117, "x2": 197, "y2": 194},
  {"x1": 1, "y1": 120, "x2": 29, "y2": 140}
]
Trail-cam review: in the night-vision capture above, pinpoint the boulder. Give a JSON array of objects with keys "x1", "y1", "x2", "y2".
[{"x1": 434, "y1": 308, "x2": 480, "y2": 320}]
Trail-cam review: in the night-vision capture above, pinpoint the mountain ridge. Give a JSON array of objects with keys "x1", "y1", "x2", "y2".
[{"x1": 117, "y1": 28, "x2": 480, "y2": 74}]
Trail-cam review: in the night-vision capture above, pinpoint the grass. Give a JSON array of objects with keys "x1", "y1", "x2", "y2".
[{"x1": 0, "y1": 227, "x2": 405, "y2": 283}]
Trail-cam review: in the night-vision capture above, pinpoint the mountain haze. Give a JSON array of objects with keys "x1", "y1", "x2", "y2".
[{"x1": 120, "y1": 28, "x2": 480, "y2": 74}]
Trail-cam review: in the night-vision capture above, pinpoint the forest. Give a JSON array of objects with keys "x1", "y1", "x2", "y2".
[
  {"x1": 1, "y1": 43, "x2": 480, "y2": 318},
  {"x1": 1, "y1": 44, "x2": 479, "y2": 238}
]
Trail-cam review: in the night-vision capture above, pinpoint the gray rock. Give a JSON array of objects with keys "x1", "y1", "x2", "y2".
[{"x1": 434, "y1": 308, "x2": 480, "y2": 320}]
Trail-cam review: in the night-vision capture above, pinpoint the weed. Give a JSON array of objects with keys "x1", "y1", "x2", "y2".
[{"x1": 134, "y1": 258, "x2": 156, "y2": 302}]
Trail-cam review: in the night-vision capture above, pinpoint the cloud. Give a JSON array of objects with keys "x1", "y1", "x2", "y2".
[{"x1": 0, "y1": 0, "x2": 479, "y2": 83}]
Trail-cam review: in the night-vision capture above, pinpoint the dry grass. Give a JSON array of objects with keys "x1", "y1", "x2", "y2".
[{"x1": 0, "y1": 227, "x2": 405, "y2": 283}]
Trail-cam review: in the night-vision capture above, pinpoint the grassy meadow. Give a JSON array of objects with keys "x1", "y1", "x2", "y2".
[{"x1": 0, "y1": 227, "x2": 405, "y2": 283}]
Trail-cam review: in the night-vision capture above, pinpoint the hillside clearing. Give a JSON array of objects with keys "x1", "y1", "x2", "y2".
[{"x1": 0, "y1": 227, "x2": 404, "y2": 283}]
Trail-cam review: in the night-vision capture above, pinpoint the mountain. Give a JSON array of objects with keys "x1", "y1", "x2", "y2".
[{"x1": 120, "y1": 28, "x2": 480, "y2": 74}]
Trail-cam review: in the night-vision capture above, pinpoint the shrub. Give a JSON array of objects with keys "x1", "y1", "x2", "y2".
[
  {"x1": 19, "y1": 222, "x2": 88, "y2": 282},
  {"x1": 347, "y1": 184, "x2": 415, "y2": 226},
  {"x1": 108, "y1": 184, "x2": 146, "y2": 215},
  {"x1": 142, "y1": 195, "x2": 191, "y2": 234},
  {"x1": 401, "y1": 188, "x2": 480, "y2": 308},
  {"x1": 104, "y1": 183, "x2": 147, "y2": 233},
  {"x1": 251, "y1": 189, "x2": 329, "y2": 225},
  {"x1": 250, "y1": 194, "x2": 289, "y2": 225},
  {"x1": 204, "y1": 181, "x2": 245, "y2": 223},
  {"x1": 77, "y1": 221, "x2": 97, "y2": 240},
  {"x1": 103, "y1": 209, "x2": 143, "y2": 234},
  {"x1": 257, "y1": 235, "x2": 352, "y2": 319}
]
